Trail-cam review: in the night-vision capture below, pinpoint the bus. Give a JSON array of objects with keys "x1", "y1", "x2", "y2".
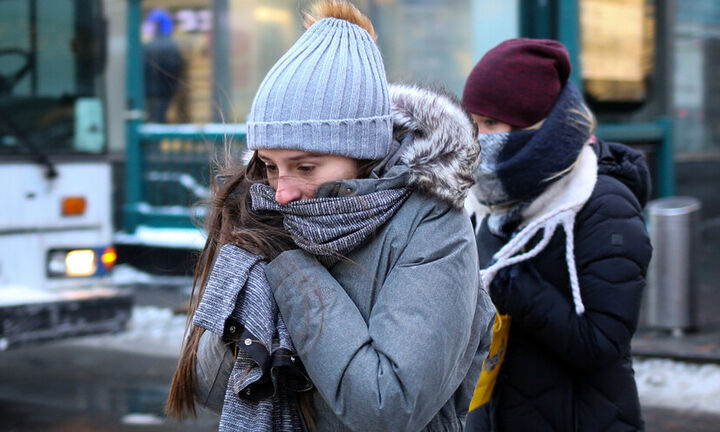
[{"x1": 0, "y1": 0, "x2": 132, "y2": 349}]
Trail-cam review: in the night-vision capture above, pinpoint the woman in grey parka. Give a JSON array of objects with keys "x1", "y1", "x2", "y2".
[{"x1": 166, "y1": 2, "x2": 495, "y2": 431}]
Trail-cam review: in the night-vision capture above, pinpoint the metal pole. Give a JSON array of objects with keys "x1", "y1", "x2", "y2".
[
  {"x1": 29, "y1": 0, "x2": 38, "y2": 94},
  {"x1": 657, "y1": 0, "x2": 676, "y2": 197},
  {"x1": 124, "y1": 0, "x2": 144, "y2": 234},
  {"x1": 658, "y1": 116, "x2": 675, "y2": 197},
  {"x1": 212, "y1": 0, "x2": 231, "y2": 122},
  {"x1": 522, "y1": 0, "x2": 553, "y2": 39},
  {"x1": 557, "y1": 0, "x2": 582, "y2": 92}
]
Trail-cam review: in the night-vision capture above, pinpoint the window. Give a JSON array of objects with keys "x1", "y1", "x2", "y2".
[
  {"x1": 579, "y1": 0, "x2": 655, "y2": 105},
  {"x1": 0, "y1": 0, "x2": 105, "y2": 155}
]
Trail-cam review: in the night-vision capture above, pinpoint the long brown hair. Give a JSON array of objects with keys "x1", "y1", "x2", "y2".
[{"x1": 165, "y1": 152, "x2": 294, "y2": 419}]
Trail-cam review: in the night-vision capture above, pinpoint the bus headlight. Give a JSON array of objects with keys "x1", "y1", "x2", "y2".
[
  {"x1": 65, "y1": 250, "x2": 97, "y2": 276},
  {"x1": 47, "y1": 246, "x2": 115, "y2": 277}
]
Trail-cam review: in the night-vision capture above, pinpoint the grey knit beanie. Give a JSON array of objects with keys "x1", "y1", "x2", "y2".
[{"x1": 247, "y1": 17, "x2": 392, "y2": 160}]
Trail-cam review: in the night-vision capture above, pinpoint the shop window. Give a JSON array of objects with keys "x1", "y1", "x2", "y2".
[{"x1": 579, "y1": 0, "x2": 655, "y2": 106}]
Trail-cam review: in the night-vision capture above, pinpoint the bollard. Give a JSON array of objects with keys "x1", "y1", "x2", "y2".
[{"x1": 644, "y1": 197, "x2": 702, "y2": 335}]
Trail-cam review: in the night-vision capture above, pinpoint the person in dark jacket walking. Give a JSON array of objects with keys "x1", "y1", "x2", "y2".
[
  {"x1": 166, "y1": 2, "x2": 495, "y2": 431},
  {"x1": 462, "y1": 38, "x2": 652, "y2": 432},
  {"x1": 143, "y1": 8, "x2": 184, "y2": 123}
]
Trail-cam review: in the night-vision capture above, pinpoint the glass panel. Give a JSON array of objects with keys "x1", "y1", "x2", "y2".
[
  {"x1": 579, "y1": 0, "x2": 655, "y2": 104},
  {"x1": 225, "y1": 0, "x2": 305, "y2": 123},
  {"x1": 0, "y1": 0, "x2": 105, "y2": 155},
  {"x1": 143, "y1": 0, "x2": 475, "y2": 124},
  {"x1": 366, "y1": 0, "x2": 473, "y2": 97},
  {"x1": 224, "y1": 0, "x2": 473, "y2": 123},
  {"x1": 673, "y1": 1, "x2": 720, "y2": 155}
]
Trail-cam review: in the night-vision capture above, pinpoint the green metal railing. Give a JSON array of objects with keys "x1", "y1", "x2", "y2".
[{"x1": 124, "y1": 123, "x2": 246, "y2": 233}]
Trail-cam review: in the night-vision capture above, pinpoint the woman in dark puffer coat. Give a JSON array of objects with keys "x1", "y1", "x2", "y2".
[{"x1": 462, "y1": 38, "x2": 652, "y2": 432}]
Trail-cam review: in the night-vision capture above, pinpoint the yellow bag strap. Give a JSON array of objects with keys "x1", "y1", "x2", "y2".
[{"x1": 469, "y1": 311, "x2": 511, "y2": 411}]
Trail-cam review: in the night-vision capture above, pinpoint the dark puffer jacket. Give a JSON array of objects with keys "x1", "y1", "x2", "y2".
[{"x1": 471, "y1": 140, "x2": 652, "y2": 432}]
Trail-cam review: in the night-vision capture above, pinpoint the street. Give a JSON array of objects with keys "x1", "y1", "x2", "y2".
[
  {"x1": 2, "y1": 275, "x2": 720, "y2": 432},
  {"x1": 0, "y1": 342, "x2": 218, "y2": 431},
  {"x1": 1, "y1": 319, "x2": 719, "y2": 431}
]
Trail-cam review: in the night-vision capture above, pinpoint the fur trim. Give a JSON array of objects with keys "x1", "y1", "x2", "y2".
[{"x1": 390, "y1": 84, "x2": 479, "y2": 208}]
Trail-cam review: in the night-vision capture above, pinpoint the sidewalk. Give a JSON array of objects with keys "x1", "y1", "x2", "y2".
[
  {"x1": 631, "y1": 218, "x2": 720, "y2": 364},
  {"x1": 633, "y1": 327, "x2": 720, "y2": 364}
]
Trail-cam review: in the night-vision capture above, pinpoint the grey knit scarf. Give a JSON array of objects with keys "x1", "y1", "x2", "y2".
[
  {"x1": 194, "y1": 245, "x2": 310, "y2": 432},
  {"x1": 250, "y1": 183, "x2": 411, "y2": 267}
]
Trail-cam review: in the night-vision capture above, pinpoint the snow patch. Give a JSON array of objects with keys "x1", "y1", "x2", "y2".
[
  {"x1": 65, "y1": 305, "x2": 189, "y2": 357},
  {"x1": 110, "y1": 264, "x2": 155, "y2": 285},
  {"x1": 114, "y1": 225, "x2": 206, "y2": 249},
  {"x1": 635, "y1": 358, "x2": 720, "y2": 414},
  {"x1": 110, "y1": 264, "x2": 192, "y2": 287},
  {"x1": 122, "y1": 413, "x2": 165, "y2": 425}
]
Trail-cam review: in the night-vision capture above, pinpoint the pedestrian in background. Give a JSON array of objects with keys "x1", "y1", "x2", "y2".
[
  {"x1": 462, "y1": 38, "x2": 652, "y2": 431},
  {"x1": 143, "y1": 8, "x2": 184, "y2": 123},
  {"x1": 167, "y1": 1, "x2": 495, "y2": 430}
]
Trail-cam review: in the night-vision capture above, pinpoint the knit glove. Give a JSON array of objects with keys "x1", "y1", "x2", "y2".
[
  {"x1": 487, "y1": 264, "x2": 519, "y2": 315},
  {"x1": 489, "y1": 260, "x2": 555, "y2": 320}
]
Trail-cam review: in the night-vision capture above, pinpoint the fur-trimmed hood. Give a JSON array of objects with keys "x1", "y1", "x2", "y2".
[{"x1": 390, "y1": 84, "x2": 479, "y2": 208}]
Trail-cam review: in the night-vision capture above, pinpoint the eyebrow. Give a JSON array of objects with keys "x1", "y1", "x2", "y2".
[{"x1": 258, "y1": 153, "x2": 324, "y2": 163}]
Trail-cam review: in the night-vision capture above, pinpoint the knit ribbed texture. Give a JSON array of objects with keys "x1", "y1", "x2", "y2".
[
  {"x1": 193, "y1": 245, "x2": 307, "y2": 432},
  {"x1": 250, "y1": 183, "x2": 410, "y2": 267},
  {"x1": 247, "y1": 18, "x2": 392, "y2": 160}
]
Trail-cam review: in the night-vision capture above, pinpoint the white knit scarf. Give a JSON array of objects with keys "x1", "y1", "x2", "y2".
[{"x1": 478, "y1": 143, "x2": 598, "y2": 315}]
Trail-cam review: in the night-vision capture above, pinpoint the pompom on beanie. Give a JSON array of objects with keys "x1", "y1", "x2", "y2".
[
  {"x1": 462, "y1": 38, "x2": 572, "y2": 129},
  {"x1": 247, "y1": 17, "x2": 392, "y2": 160}
]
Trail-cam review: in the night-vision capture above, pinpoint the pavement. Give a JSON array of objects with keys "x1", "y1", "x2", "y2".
[{"x1": 631, "y1": 215, "x2": 720, "y2": 364}]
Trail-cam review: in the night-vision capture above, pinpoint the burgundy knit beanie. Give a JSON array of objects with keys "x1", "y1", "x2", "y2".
[{"x1": 462, "y1": 38, "x2": 572, "y2": 128}]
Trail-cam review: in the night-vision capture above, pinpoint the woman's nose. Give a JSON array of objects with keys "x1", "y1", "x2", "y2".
[{"x1": 274, "y1": 177, "x2": 303, "y2": 204}]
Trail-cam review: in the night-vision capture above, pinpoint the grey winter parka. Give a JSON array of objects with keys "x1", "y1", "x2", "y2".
[{"x1": 195, "y1": 84, "x2": 496, "y2": 431}]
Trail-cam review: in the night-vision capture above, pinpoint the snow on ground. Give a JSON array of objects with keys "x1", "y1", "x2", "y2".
[
  {"x1": 635, "y1": 358, "x2": 720, "y2": 415},
  {"x1": 111, "y1": 264, "x2": 156, "y2": 285},
  {"x1": 111, "y1": 264, "x2": 193, "y2": 287},
  {"x1": 66, "y1": 305, "x2": 188, "y2": 357},
  {"x1": 114, "y1": 225, "x2": 206, "y2": 250}
]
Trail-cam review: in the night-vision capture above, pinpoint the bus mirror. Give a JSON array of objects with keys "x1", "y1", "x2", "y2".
[{"x1": 74, "y1": 98, "x2": 105, "y2": 153}]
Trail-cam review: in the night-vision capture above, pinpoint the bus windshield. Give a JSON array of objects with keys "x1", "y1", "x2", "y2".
[{"x1": 0, "y1": 0, "x2": 106, "y2": 156}]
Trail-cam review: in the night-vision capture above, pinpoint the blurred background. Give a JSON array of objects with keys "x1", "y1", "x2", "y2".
[{"x1": 1, "y1": 0, "x2": 720, "y2": 430}]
